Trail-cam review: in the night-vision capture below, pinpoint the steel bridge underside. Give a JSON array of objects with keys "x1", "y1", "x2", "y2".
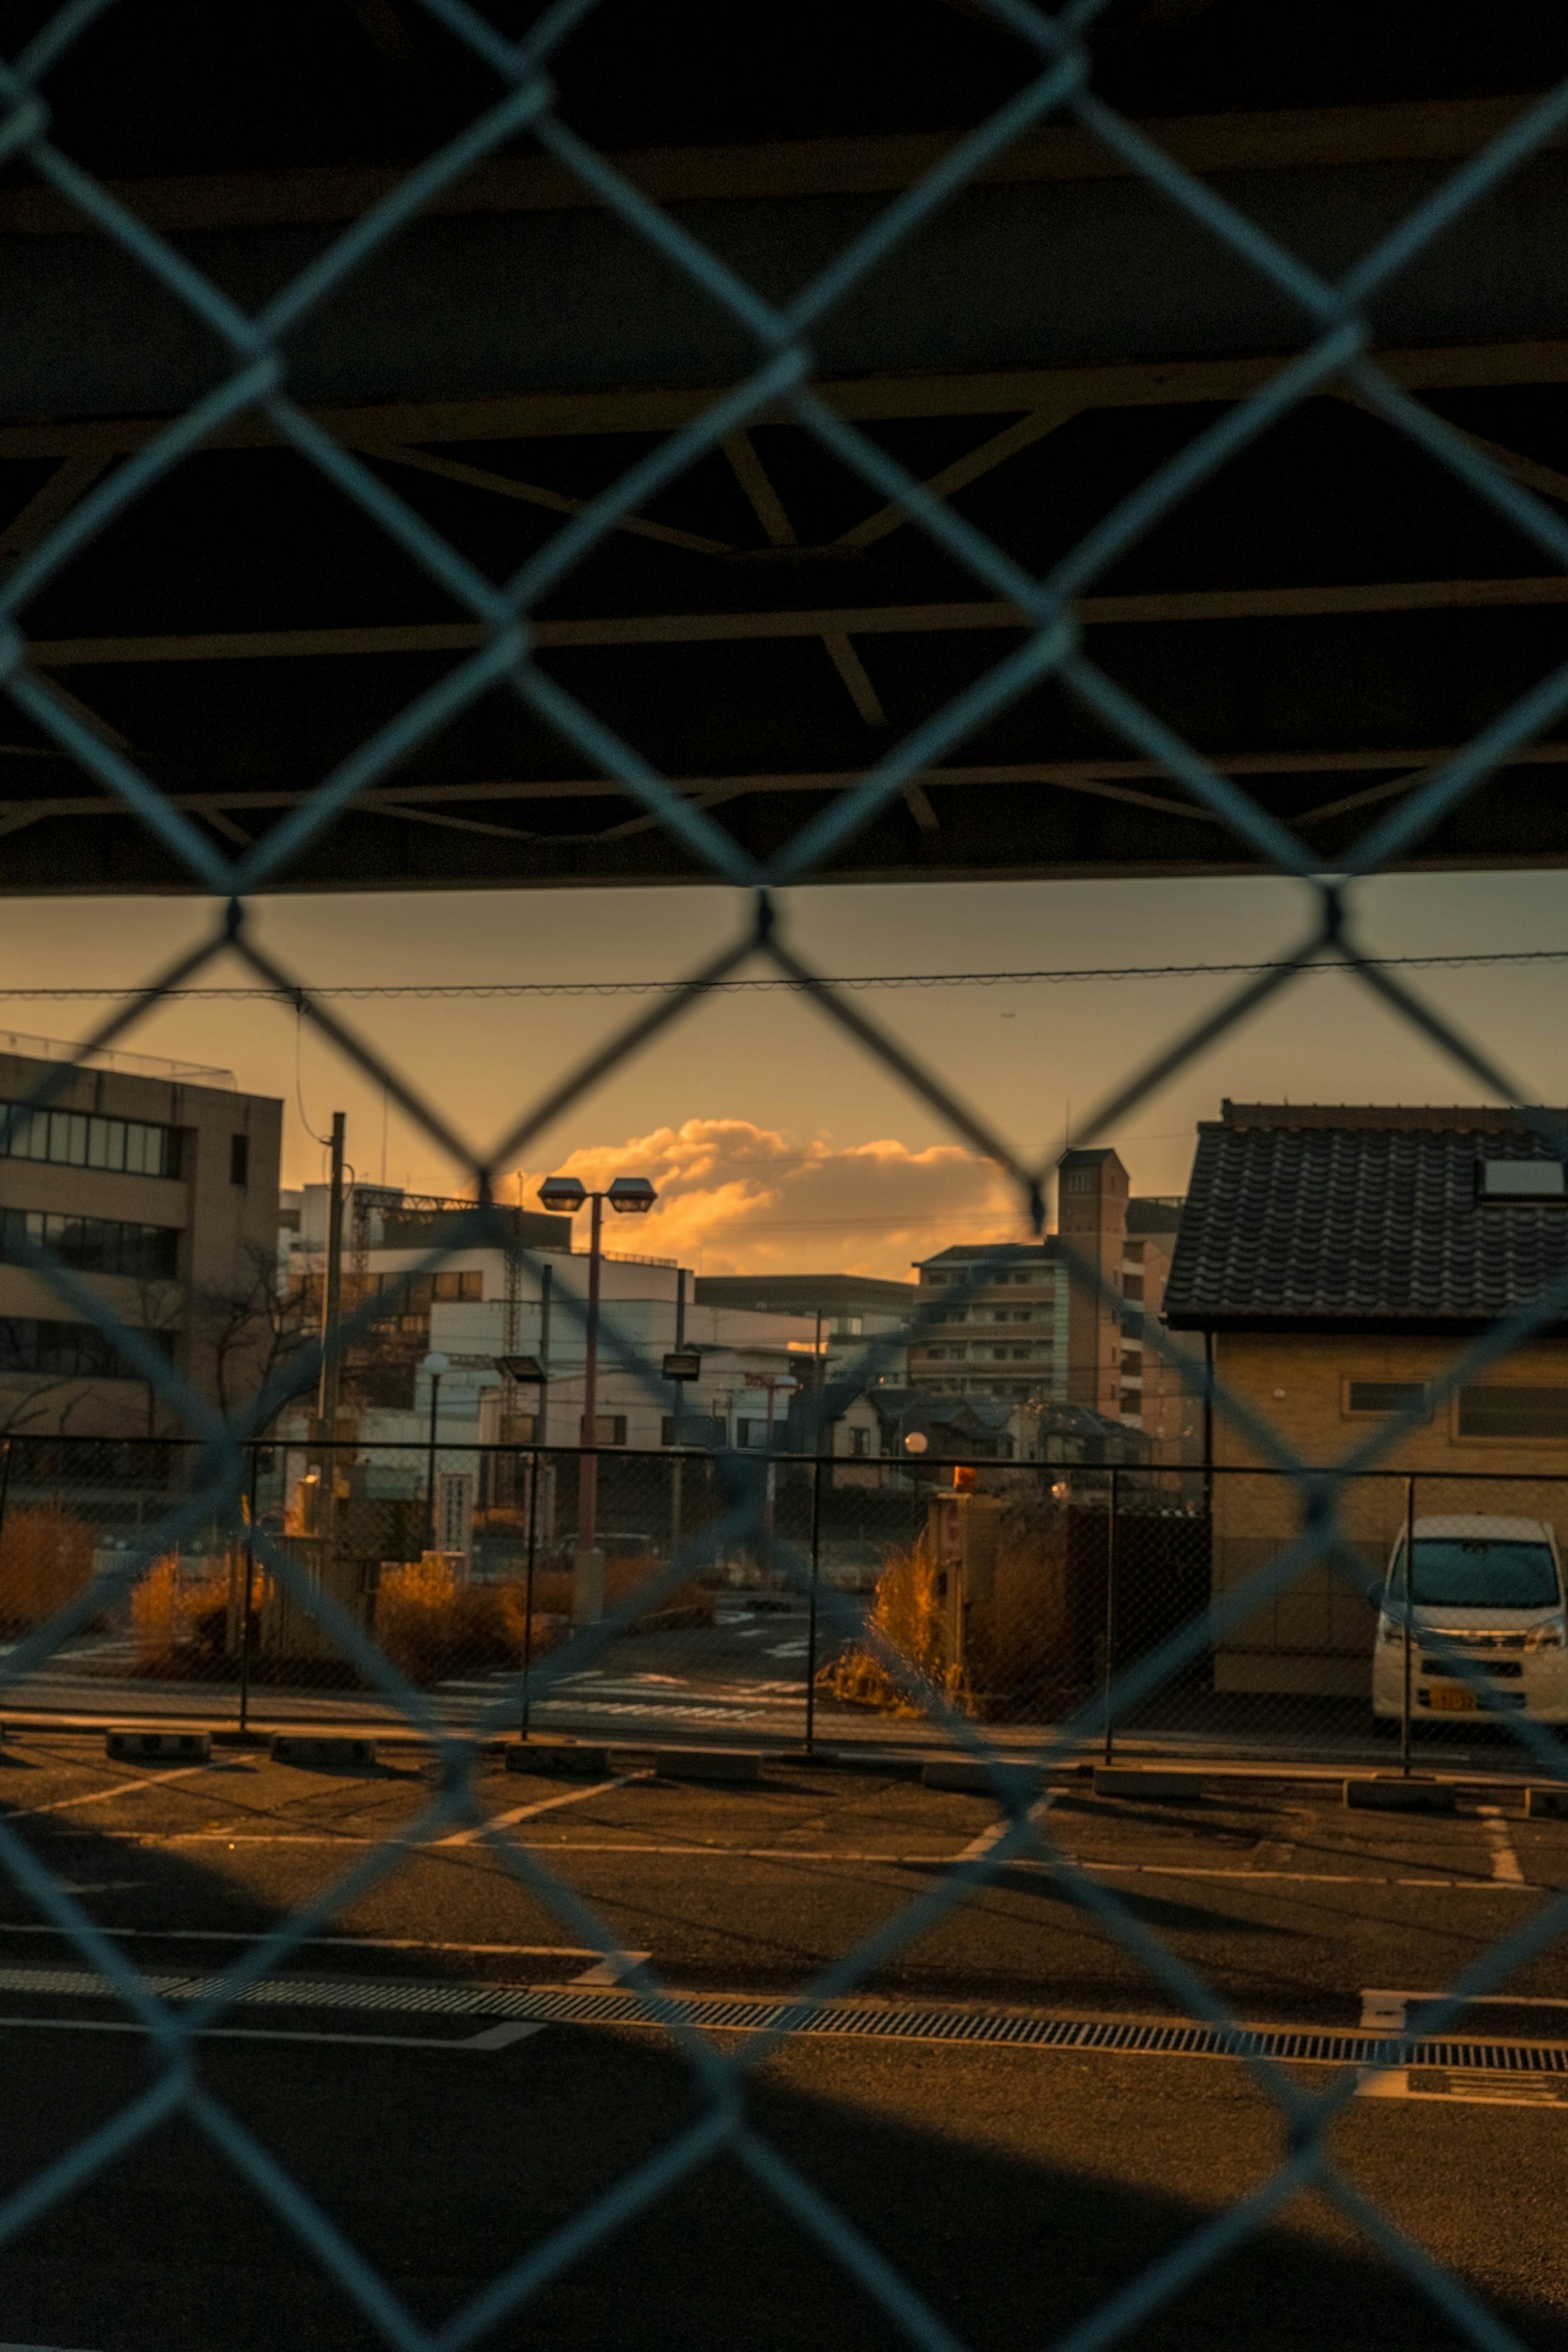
[{"x1": 6, "y1": 95, "x2": 1568, "y2": 893}]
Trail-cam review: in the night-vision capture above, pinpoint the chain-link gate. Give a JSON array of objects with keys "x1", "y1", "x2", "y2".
[{"x1": 4, "y1": 4, "x2": 1568, "y2": 2345}]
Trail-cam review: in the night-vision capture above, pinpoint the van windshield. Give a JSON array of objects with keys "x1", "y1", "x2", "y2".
[{"x1": 1389, "y1": 1538, "x2": 1560, "y2": 1609}]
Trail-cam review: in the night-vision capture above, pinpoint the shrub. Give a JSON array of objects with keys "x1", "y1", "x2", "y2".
[
  {"x1": 0, "y1": 1505, "x2": 96, "y2": 1635},
  {"x1": 131, "y1": 1556, "x2": 231, "y2": 1670},
  {"x1": 818, "y1": 1540, "x2": 970, "y2": 1716},
  {"x1": 375, "y1": 1558, "x2": 561, "y2": 1687}
]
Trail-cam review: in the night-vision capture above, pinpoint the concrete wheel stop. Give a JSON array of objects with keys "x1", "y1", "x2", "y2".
[
  {"x1": 1343, "y1": 1775, "x2": 1456, "y2": 1811},
  {"x1": 506, "y1": 1737, "x2": 613, "y2": 1777}
]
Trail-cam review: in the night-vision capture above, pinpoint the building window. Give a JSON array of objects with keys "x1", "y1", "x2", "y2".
[
  {"x1": 0, "y1": 1209, "x2": 180, "y2": 1281},
  {"x1": 1345, "y1": 1380, "x2": 1430, "y2": 1417},
  {"x1": 0, "y1": 1317, "x2": 177, "y2": 1376},
  {"x1": 1124, "y1": 1242, "x2": 1145, "y2": 1263},
  {"x1": 830, "y1": 1314, "x2": 863, "y2": 1336},
  {"x1": 1456, "y1": 1387, "x2": 1568, "y2": 1440},
  {"x1": 590, "y1": 1415, "x2": 627, "y2": 1445},
  {"x1": 849, "y1": 1426, "x2": 871, "y2": 1458},
  {"x1": 427, "y1": 1270, "x2": 483, "y2": 1302},
  {"x1": 1121, "y1": 1272, "x2": 1145, "y2": 1302},
  {"x1": 0, "y1": 1103, "x2": 180, "y2": 1179},
  {"x1": 1121, "y1": 1349, "x2": 1143, "y2": 1376},
  {"x1": 1062, "y1": 1169, "x2": 1095, "y2": 1194},
  {"x1": 229, "y1": 1133, "x2": 249, "y2": 1187}
]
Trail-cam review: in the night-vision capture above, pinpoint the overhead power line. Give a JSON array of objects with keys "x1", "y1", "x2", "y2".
[{"x1": 0, "y1": 948, "x2": 1563, "y2": 1001}]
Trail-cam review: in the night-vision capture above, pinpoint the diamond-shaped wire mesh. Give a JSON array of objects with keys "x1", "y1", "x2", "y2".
[{"x1": 3, "y1": 3, "x2": 1568, "y2": 2344}]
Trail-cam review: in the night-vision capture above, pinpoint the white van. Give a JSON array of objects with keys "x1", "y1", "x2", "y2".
[{"x1": 1373, "y1": 1514, "x2": 1568, "y2": 1724}]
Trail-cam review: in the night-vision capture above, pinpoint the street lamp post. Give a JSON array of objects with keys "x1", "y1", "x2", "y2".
[
  {"x1": 421, "y1": 1350, "x2": 449, "y2": 1554},
  {"x1": 538, "y1": 1172, "x2": 657, "y2": 1622}
]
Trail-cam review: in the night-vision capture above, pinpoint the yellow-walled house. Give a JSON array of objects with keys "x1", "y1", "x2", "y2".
[{"x1": 1164, "y1": 1102, "x2": 1568, "y2": 1698}]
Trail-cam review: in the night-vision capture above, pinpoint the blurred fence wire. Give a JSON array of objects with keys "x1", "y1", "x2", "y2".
[{"x1": 3, "y1": 2, "x2": 1568, "y2": 2345}]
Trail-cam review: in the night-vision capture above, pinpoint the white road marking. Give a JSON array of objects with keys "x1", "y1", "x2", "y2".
[
  {"x1": 434, "y1": 1774, "x2": 637, "y2": 1848},
  {"x1": 0, "y1": 1926, "x2": 612, "y2": 1956},
  {"x1": 1476, "y1": 1805, "x2": 1526, "y2": 1884},
  {"x1": 1357, "y1": 2068, "x2": 1568, "y2": 2109},
  {"x1": 3, "y1": 1762, "x2": 232, "y2": 1822},
  {"x1": 463, "y1": 1951, "x2": 632, "y2": 2050}
]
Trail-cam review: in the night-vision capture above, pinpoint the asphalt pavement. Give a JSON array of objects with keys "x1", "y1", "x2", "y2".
[{"x1": 0, "y1": 1737, "x2": 1566, "y2": 2348}]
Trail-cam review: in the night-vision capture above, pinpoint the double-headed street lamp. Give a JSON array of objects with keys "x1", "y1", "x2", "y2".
[{"x1": 537, "y1": 1172, "x2": 657, "y2": 1621}]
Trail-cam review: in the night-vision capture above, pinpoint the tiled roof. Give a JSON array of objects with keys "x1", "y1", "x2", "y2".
[{"x1": 1164, "y1": 1106, "x2": 1568, "y2": 1329}]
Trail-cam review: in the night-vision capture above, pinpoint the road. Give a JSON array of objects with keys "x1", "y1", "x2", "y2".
[
  {"x1": 2, "y1": 1594, "x2": 1531, "y2": 1777},
  {"x1": 0, "y1": 1737, "x2": 1566, "y2": 2349}
]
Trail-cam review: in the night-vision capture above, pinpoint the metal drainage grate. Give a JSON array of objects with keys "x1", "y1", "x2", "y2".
[{"x1": 3, "y1": 1967, "x2": 1568, "y2": 2072}]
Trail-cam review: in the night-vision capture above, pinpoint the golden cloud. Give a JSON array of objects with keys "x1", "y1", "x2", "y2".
[{"x1": 521, "y1": 1119, "x2": 1025, "y2": 1277}]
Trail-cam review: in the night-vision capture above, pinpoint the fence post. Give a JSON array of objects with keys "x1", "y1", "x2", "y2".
[
  {"x1": 0, "y1": 1437, "x2": 12, "y2": 1569},
  {"x1": 1102, "y1": 1466, "x2": 1119, "y2": 1767},
  {"x1": 521, "y1": 1444, "x2": 540, "y2": 1739},
  {"x1": 1401, "y1": 1472, "x2": 1415, "y2": 1777},
  {"x1": 804, "y1": 1454, "x2": 823, "y2": 1756},
  {"x1": 238, "y1": 1444, "x2": 259, "y2": 1738}
]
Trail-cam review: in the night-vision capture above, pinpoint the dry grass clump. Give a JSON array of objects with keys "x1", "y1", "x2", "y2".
[
  {"x1": 819, "y1": 1540, "x2": 970, "y2": 1715},
  {"x1": 131, "y1": 1556, "x2": 230, "y2": 1670},
  {"x1": 375, "y1": 1558, "x2": 560, "y2": 1686},
  {"x1": 0, "y1": 1505, "x2": 96, "y2": 1635}
]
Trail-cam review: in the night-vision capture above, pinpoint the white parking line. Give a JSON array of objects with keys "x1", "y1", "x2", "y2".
[
  {"x1": 1476, "y1": 1806, "x2": 1526, "y2": 1884},
  {"x1": 434, "y1": 1774, "x2": 638, "y2": 1848},
  {"x1": 4, "y1": 1762, "x2": 232, "y2": 1822}
]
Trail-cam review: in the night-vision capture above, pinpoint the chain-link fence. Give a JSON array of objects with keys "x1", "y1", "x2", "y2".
[
  {"x1": 9, "y1": 1436, "x2": 1568, "y2": 1782},
  {"x1": 6, "y1": 2, "x2": 1568, "y2": 2344}
]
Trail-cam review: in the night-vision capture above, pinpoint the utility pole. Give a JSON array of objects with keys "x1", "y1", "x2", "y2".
[{"x1": 317, "y1": 1112, "x2": 346, "y2": 1431}]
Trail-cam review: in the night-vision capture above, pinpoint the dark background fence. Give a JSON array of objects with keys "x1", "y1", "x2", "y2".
[{"x1": 2, "y1": 1432, "x2": 1557, "y2": 1773}]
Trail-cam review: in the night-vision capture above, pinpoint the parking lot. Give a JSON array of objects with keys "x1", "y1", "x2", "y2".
[{"x1": 2, "y1": 1735, "x2": 1568, "y2": 2349}]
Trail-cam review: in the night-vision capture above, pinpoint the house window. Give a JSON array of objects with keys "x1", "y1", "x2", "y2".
[
  {"x1": 1345, "y1": 1381, "x2": 1430, "y2": 1417},
  {"x1": 849, "y1": 1427, "x2": 871, "y2": 1458},
  {"x1": 1457, "y1": 1387, "x2": 1568, "y2": 1440},
  {"x1": 229, "y1": 1133, "x2": 249, "y2": 1187},
  {"x1": 590, "y1": 1415, "x2": 627, "y2": 1446}
]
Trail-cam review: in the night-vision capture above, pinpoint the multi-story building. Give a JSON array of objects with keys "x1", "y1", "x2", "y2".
[
  {"x1": 906, "y1": 1152, "x2": 1198, "y2": 1459},
  {"x1": 907, "y1": 1240, "x2": 1067, "y2": 1399},
  {"x1": 0, "y1": 1044, "x2": 283, "y2": 1437}
]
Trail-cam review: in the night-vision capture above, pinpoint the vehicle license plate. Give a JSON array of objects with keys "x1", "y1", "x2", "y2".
[{"x1": 1428, "y1": 1686, "x2": 1478, "y2": 1713}]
